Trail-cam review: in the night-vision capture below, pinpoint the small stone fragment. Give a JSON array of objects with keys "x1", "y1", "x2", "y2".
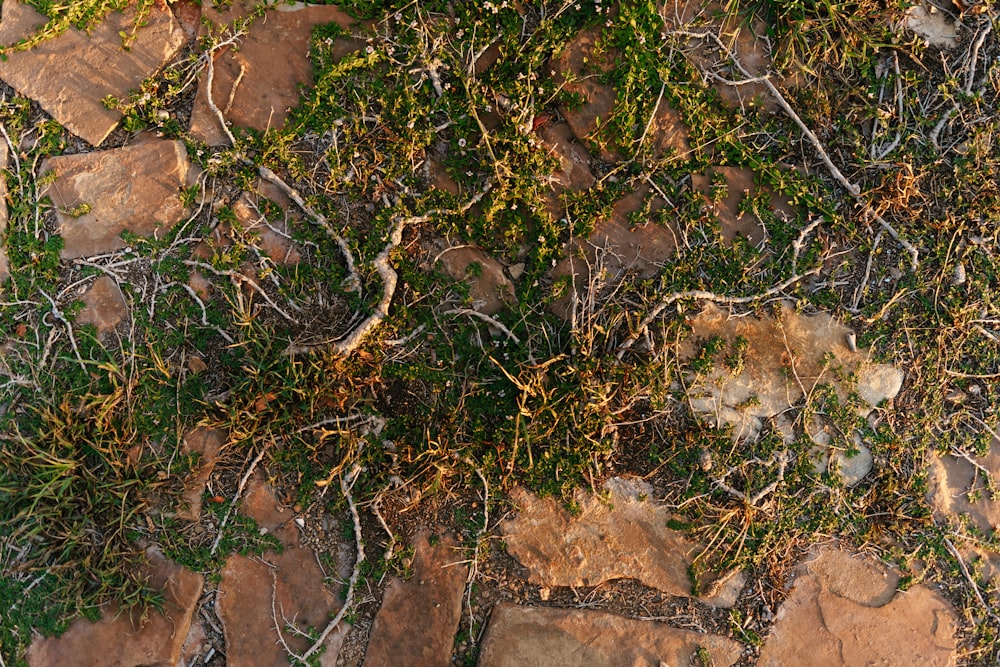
[
  {"x1": 76, "y1": 276, "x2": 127, "y2": 333},
  {"x1": 41, "y1": 139, "x2": 193, "y2": 259},
  {"x1": 26, "y1": 548, "x2": 203, "y2": 667},
  {"x1": 0, "y1": 0, "x2": 184, "y2": 146},
  {"x1": 478, "y1": 603, "x2": 743, "y2": 667},
  {"x1": 904, "y1": 2, "x2": 959, "y2": 48},
  {"x1": 362, "y1": 530, "x2": 468, "y2": 667},
  {"x1": 176, "y1": 427, "x2": 226, "y2": 521},
  {"x1": 430, "y1": 242, "x2": 516, "y2": 315}
]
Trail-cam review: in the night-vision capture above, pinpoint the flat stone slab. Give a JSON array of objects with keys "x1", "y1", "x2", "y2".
[
  {"x1": 41, "y1": 139, "x2": 193, "y2": 259},
  {"x1": 189, "y1": 0, "x2": 361, "y2": 145},
  {"x1": 550, "y1": 26, "x2": 688, "y2": 162},
  {"x1": 477, "y1": 603, "x2": 743, "y2": 667},
  {"x1": 76, "y1": 276, "x2": 127, "y2": 333},
  {"x1": 503, "y1": 478, "x2": 700, "y2": 599},
  {"x1": 216, "y1": 475, "x2": 347, "y2": 666},
  {"x1": 0, "y1": 0, "x2": 184, "y2": 146},
  {"x1": 362, "y1": 530, "x2": 468, "y2": 667},
  {"x1": 27, "y1": 547, "x2": 203, "y2": 667},
  {"x1": 429, "y1": 241, "x2": 516, "y2": 315},
  {"x1": 758, "y1": 546, "x2": 958, "y2": 666}
]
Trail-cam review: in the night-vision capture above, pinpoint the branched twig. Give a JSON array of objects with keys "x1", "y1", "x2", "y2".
[
  {"x1": 293, "y1": 465, "x2": 365, "y2": 663},
  {"x1": 210, "y1": 446, "x2": 266, "y2": 555},
  {"x1": 676, "y1": 29, "x2": 919, "y2": 270},
  {"x1": 445, "y1": 308, "x2": 521, "y2": 344},
  {"x1": 38, "y1": 291, "x2": 84, "y2": 367},
  {"x1": 183, "y1": 260, "x2": 298, "y2": 323},
  {"x1": 616, "y1": 267, "x2": 821, "y2": 358},
  {"x1": 286, "y1": 184, "x2": 492, "y2": 356},
  {"x1": 943, "y1": 536, "x2": 1000, "y2": 627},
  {"x1": 257, "y1": 165, "x2": 361, "y2": 292}
]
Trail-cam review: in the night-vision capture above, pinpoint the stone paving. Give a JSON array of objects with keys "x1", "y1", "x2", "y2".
[{"x1": 0, "y1": 1, "x2": 995, "y2": 666}]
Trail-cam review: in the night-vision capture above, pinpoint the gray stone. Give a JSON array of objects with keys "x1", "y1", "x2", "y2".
[
  {"x1": 477, "y1": 603, "x2": 743, "y2": 667},
  {"x1": 362, "y1": 530, "x2": 468, "y2": 667},
  {"x1": 758, "y1": 546, "x2": 958, "y2": 666},
  {"x1": 683, "y1": 302, "x2": 905, "y2": 444},
  {"x1": 41, "y1": 139, "x2": 193, "y2": 259},
  {"x1": 0, "y1": 0, "x2": 184, "y2": 146},
  {"x1": 904, "y1": 2, "x2": 959, "y2": 48}
]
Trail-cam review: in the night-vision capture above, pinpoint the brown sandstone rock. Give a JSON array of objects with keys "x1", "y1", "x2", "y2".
[
  {"x1": 430, "y1": 242, "x2": 516, "y2": 315},
  {"x1": 549, "y1": 25, "x2": 689, "y2": 162},
  {"x1": 76, "y1": 276, "x2": 127, "y2": 333},
  {"x1": 502, "y1": 478, "x2": 733, "y2": 603},
  {"x1": 216, "y1": 476, "x2": 347, "y2": 666},
  {"x1": 758, "y1": 546, "x2": 958, "y2": 666},
  {"x1": 549, "y1": 185, "x2": 679, "y2": 318},
  {"x1": 189, "y1": 1, "x2": 362, "y2": 146},
  {"x1": 176, "y1": 427, "x2": 226, "y2": 521},
  {"x1": 549, "y1": 26, "x2": 618, "y2": 161},
  {"x1": 0, "y1": 0, "x2": 184, "y2": 146},
  {"x1": 477, "y1": 603, "x2": 743, "y2": 667},
  {"x1": 41, "y1": 139, "x2": 193, "y2": 259},
  {"x1": 26, "y1": 548, "x2": 203, "y2": 667},
  {"x1": 362, "y1": 530, "x2": 468, "y2": 667}
]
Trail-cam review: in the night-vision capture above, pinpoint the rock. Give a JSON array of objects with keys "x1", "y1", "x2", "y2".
[
  {"x1": 176, "y1": 427, "x2": 226, "y2": 521},
  {"x1": 927, "y1": 435, "x2": 1000, "y2": 536},
  {"x1": 26, "y1": 548, "x2": 203, "y2": 667},
  {"x1": 856, "y1": 363, "x2": 905, "y2": 408},
  {"x1": 189, "y1": 1, "x2": 362, "y2": 146},
  {"x1": 903, "y1": 2, "x2": 959, "y2": 49},
  {"x1": 477, "y1": 603, "x2": 743, "y2": 667},
  {"x1": 504, "y1": 478, "x2": 736, "y2": 604},
  {"x1": 549, "y1": 26, "x2": 619, "y2": 161},
  {"x1": 690, "y1": 166, "x2": 792, "y2": 247},
  {"x1": 549, "y1": 25, "x2": 689, "y2": 163},
  {"x1": 430, "y1": 241, "x2": 516, "y2": 315},
  {"x1": 41, "y1": 139, "x2": 194, "y2": 260},
  {"x1": 0, "y1": 141, "x2": 11, "y2": 283},
  {"x1": 661, "y1": 1, "x2": 797, "y2": 112},
  {"x1": 216, "y1": 475, "x2": 347, "y2": 666},
  {"x1": 362, "y1": 530, "x2": 468, "y2": 667},
  {"x1": 76, "y1": 276, "x2": 127, "y2": 333},
  {"x1": 758, "y1": 546, "x2": 958, "y2": 666},
  {"x1": 538, "y1": 122, "x2": 596, "y2": 194},
  {"x1": 683, "y1": 302, "x2": 904, "y2": 445},
  {"x1": 549, "y1": 184, "x2": 680, "y2": 319},
  {"x1": 0, "y1": 0, "x2": 184, "y2": 146}
]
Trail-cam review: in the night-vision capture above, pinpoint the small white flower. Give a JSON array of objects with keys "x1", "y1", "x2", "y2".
[{"x1": 458, "y1": 138, "x2": 467, "y2": 147}]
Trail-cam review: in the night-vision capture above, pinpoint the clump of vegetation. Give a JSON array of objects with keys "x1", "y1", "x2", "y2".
[{"x1": 1, "y1": 0, "x2": 999, "y2": 664}]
